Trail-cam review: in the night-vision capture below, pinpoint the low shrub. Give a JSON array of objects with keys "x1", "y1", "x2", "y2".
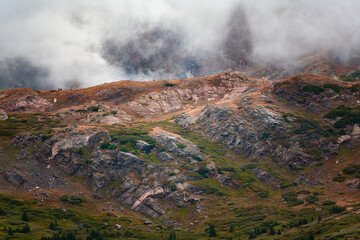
[
  {"x1": 87, "y1": 106, "x2": 100, "y2": 112},
  {"x1": 60, "y1": 195, "x2": 86, "y2": 205},
  {"x1": 302, "y1": 85, "x2": 324, "y2": 94},
  {"x1": 323, "y1": 84, "x2": 341, "y2": 93}
]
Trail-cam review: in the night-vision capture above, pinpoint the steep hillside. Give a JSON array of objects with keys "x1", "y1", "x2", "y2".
[{"x1": 0, "y1": 72, "x2": 360, "y2": 239}]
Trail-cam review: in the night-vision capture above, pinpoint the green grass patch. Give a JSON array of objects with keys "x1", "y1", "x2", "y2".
[
  {"x1": 324, "y1": 105, "x2": 360, "y2": 128},
  {"x1": 282, "y1": 192, "x2": 304, "y2": 206},
  {"x1": 293, "y1": 117, "x2": 322, "y2": 134},
  {"x1": 341, "y1": 70, "x2": 360, "y2": 82},
  {"x1": 176, "y1": 143, "x2": 187, "y2": 149}
]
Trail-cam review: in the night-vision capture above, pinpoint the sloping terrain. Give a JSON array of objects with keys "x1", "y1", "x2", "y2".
[{"x1": 0, "y1": 72, "x2": 360, "y2": 239}]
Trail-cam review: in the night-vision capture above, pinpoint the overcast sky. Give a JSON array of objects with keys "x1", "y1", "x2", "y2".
[{"x1": 0, "y1": 0, "x2": 359, "y2": 89}]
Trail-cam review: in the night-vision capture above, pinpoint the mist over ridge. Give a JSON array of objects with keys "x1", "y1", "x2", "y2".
[{"x1": 0, "y1": 0, "x2": 359, "y2": 90}]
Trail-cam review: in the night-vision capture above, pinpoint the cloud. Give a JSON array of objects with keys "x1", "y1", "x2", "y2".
[{"x1": 0, "y1": 0, "x2": 359, "y2": 90}]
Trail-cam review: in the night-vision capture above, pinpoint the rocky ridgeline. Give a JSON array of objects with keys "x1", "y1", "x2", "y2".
[{"x1": 0, "y1": 72, "x2": 260, "y2": 117}]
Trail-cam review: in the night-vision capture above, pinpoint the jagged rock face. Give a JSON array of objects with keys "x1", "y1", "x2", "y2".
[
  {"x1": 0, "y1": 111, "x2": 7, "y2": 120},
  {"x1": 176, "y1": 101, "x2": 338, "y2": 168},
  {"x1": 19, "y1": 127, "x2": 205, "y2": 218},
  {"x1": 193, "y1": 105, "x2": 267, "y2": 157}
]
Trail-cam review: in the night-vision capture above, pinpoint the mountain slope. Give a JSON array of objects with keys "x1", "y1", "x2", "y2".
[{"x1": 0, "y1": 72, "x2": 360, "y2": 239}]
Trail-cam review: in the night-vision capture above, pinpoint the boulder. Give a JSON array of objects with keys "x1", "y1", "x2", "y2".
[
  {"x1": 0, "y1": 111, "x2": 7, "y2": 121},
  {"x1": 4, "y1": 170, "x2": 27, "y2": 186},
  {"x1": 135, "y1": 140, "x2": 155, "y2": 153},
  {"x1": 155, "y1": 152, "x2": 174, "y2": 162},
  {"x1": 252, "y1": 168, "x2": 280, "y2": 189},
  {"x1": 174, "y1": 113, "x2": 198, "y2": 127}
]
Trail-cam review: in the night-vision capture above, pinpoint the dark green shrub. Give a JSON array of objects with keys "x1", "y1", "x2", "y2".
[
  {"x1": 322, "y1": 201, "x2": 336, "y2": 206},
  {"x1": 324, "y1": 106, "x2": 352, "y2": 119},
  {"x1": 198, "y1": 167, "x2": 209, "y2": 178},
  {"x1": 100, "y1": 142, "x2": 117, "y2": 150},
  {"x1": 282, "y1": 192, "x2": 304, "y2": 206},
  {"x1": 164, "y1": 83, "x2": 176, "y2": 87},
  {"x1": 60, "y1": 195, "x2": 86, "y2": 205},
  {"x1": 87, "y1": 106, "x2": 100, "y2": 112},
  {"x1": 329, "y1": 205, "x2": 345, "y2": 214},
  {"x1": 307, "y1": 195, "x2": 319, "y2": 204},
  {"x1": 258, "y1": 192, "x2": 269, "y2": 198},
  {"x1": 342, "y1": 164, "x2": 360, "y2": 175},
  {"x1": 240, "y1": 164, "x2": 256, "y2": 171},
  {"x1": 332, "y1": 176, "x2": 346, "y2": 182},
  {"x1": 262, "y1": 132, "x2": 270, "y2": 139},
  {"x1": 321, "y1": 128, "x2": 334, "y2": 137},
  {"x1": 302, "y1": 85, "x2": 324, "y2": 94},
  {"x1": 293, "y1": 117, "x2": 322, "y2": 134},
  {"x1": 323, "y1": 84, "x2": 341, "y2": 93},
  {"x1": 191, "y1": 155, "x2": 203, "y2": 161},
  {"x1": 76, "y1": 148, "x2": 84, "y2": 155},
  {"x1": 324, "y1": 106, "x2": 360, "y2": 128}
]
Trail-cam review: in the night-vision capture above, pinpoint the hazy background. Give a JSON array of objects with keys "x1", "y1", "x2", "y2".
[{"x1": 0, "y1": 0, "x2": 359, "y2": 90}]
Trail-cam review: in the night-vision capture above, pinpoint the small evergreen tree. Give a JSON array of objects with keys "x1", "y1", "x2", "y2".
[
  {"x1": 49, "y1": 222, "x2": 56, "y2": 230},
  {"x1": 269, "y1": 226, "x2": 276, "y2": 235},
  {"x1": 21, "y1": 211, "x2": 29, "y2": 222},
  {"x1": 7, "y1": 227, "x2": 13, "y2": 236},
  {"x1": 209, "y1": 224, "x2": 217, "y2": 237},
  {"x1": 277, "y1": 229, "x2": 282, "y2": 235},
  {"x1": 249, "y1": 231, "x2": 256, "y2": 239},
  {"x1": 318, "y1": 215, "x2": 322, "y2": 223},
  {"x1": 168, "y1": 230, "x2": 177, "y2": 240},
  {"x1": 21, "y1": 224, "x2": 30, "y2": 233},
  {"x1": 307, "y1": 233, "x2": 315, "y2": 240},
  {"x1": 0, "y1": 207, "x2": 6, "y2": 216}
]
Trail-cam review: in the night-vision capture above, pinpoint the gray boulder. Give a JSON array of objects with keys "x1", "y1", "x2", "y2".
[
  {"x1": 252, "y1": 168, "x2": 280, "y2": 189},
  {"x1": 156, "y1": 152, "x2": 174, "y2": 162},
  {"x1": 135, "y1": 140, "x2": 155, "y2": 153},
  {"x1": 0, "y1": 111, "x2": 8, "y2": 121},
  {"x1": 4, "y1": 170, "x2": 27, "y2": 186}
]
